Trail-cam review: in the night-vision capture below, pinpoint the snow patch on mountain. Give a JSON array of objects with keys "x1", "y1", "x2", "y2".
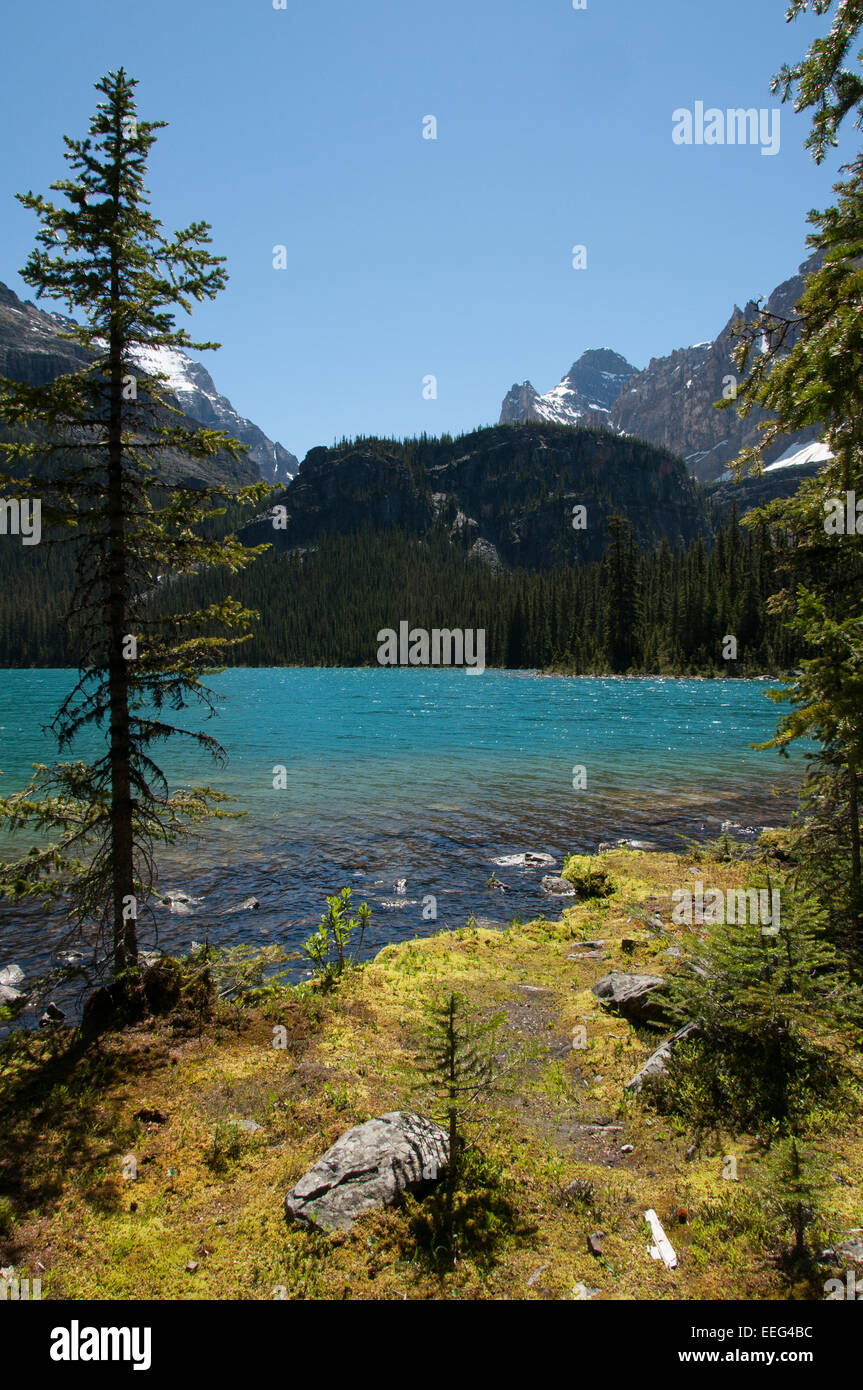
[
  {"x1": 128, "y1": 341, "x2": 298, "y2": 482},
  {"x1": 132, "y1": 343, "x2": 208, "y2": 396},
  {"x1": 763, "y1": 440, "x2": 833, "y2": 472}
]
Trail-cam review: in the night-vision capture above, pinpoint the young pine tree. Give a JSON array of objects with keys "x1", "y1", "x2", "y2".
[
  {"x1": 0, "y1": 70, "x2": 269, "y2": 1001},
  {"x1": 657, "y1": 883, "x2": 861, "y2": 1136},
  {"x1": 752, "y1": 1136, "x2": 831, "y2": 1263},
  {"x1": 417, "y1": 991, "x2": 505, "y2": 1187}
]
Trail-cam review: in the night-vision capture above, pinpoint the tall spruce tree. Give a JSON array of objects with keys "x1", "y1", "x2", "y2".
[
  {"x1": 602, "y1": 516, "x2": 641, "y2": 671},
  {"x1": 727, "y1": 5, "x2": 863, "y2": 949},
  {"x1": 731, "y1": 157, "x2": 863, "y2": 946},
  {"x1": 0, "y1": 70, "x2": 268, "y2": 998}
]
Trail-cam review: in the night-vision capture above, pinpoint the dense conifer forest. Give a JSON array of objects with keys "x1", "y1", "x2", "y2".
[{"x1": 0, "y1": 506, "x2": 798, "y2": 674}]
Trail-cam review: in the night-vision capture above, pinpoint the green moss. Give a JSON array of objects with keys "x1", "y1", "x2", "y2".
[
  {"x1": 561, "y1": 854, "x2": 617, "y2": 898},
  {"x1": 0, "y1": 849, "x2": 859, "y2": 1301}
]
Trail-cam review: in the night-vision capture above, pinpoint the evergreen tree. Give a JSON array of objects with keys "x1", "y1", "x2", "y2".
[
  {"x1": 0, "y1": 70, "x2": 268, "y2": 997},
  {"x1": 731, "y1": 153, "x2": 863, "y2": 948},
  {"x1": 417, "y1": 991, "x2": 504, "y2": 1190},
  {"x1": 602, "y1": 516, "x2": 641, "y2": 671},
  {"x1": 773, "y1": 0, "x2": 863, "y2": 163},
  {"x1": 656, "y1": 885, "x2": 857, "y2": 1135},
  {"x1": 752, "y1": 1137, "x2": 831, "y2": 1262}
]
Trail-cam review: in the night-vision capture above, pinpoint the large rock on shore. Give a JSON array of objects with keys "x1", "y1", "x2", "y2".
[
  {"x1": 592, "y1": 970, "x2": 669, "y2": 1022},
  {"x1": 284, "y1": 1111, "x2": 449, "y2": 1232},
  {"x1": 0, "y1": 964, "x2": 26, "y2": 1006},
  {"x1": 541, "y1": 875, "x2": 576, "y2": 896}
]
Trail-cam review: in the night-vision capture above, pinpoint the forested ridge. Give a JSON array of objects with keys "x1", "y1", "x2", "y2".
[{"x1": 0, "y1": 503, "x2": 798, "y2": 674}]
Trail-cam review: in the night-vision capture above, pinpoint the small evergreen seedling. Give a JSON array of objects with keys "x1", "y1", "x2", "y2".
[
  {"x1": 752, "y1": 1137, "x2": 830, "y2": 1263},
  {"x1": 413, "y1": 990, "x2": 509, "y2": 1259},
  {"x1": 417, "y1": 991, "x2": 504, "y2": 1189}
]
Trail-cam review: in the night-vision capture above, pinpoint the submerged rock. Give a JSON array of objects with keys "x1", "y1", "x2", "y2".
[
  {"x1": 0, "y1": 965, "x2": 26, "y2": 1006},
  {"x1": 56, "y1": 950, "x2": 86, "y2": 967},
  {"x1": 161, "y1": 890, "x2": 203, "y2": 915},
  {"x1": 599, "y1": 837, "x2": 662, "y2": 853},
  {"x1": 285, "y1": 1111, "x2": 449, "y2": 1232},
  {"x1": 492, "y1": 852, "x2": 555, "y2": 868}
]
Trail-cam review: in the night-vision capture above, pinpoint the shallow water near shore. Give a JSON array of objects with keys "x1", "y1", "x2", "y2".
[{"x1": 0, "y1": 668, "x2": 804, "y2": 1021}]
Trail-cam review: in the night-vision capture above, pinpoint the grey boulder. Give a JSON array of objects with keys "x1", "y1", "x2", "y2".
[
  {"x1": 285, "y1": 1111, "x2": 449, "y2": 1232},
  {"x1": 541, "y1": 875, "x2": 576, "y2": 896},
  {"x1": 0, "y1": 964, "x2": 25, "y2": 1005},
  {"x1": 831, "y1": 1232, "x2": 863, "y2": 1266},
  {"x1": 592, "y1": 970, "x2": 669, "y2": 1022}
]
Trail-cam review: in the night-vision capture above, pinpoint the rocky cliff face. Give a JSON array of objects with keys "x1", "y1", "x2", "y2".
[
  {"x1": 610, "y1": 255, "x2": 822, "y2": 483},
  {"x1": 0, "y1": 280, "x2": 298, "y2": 487},
  {"x1": 129, "y1": 341, "x2": 298, "y2": 483},
  {"x1": 244, "y1": 422, "x2": 710, "y2": 569},
  {"x1": 0, "y1": 281, "x2": 90, "y2": 383},
  {"x1": 500, "y1": 256, "x2": 824, "y2": 484}
]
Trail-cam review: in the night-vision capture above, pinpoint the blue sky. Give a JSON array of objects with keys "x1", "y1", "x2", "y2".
[{"x1": 0, "y1": 0, "x2": 858, "y2": 461}]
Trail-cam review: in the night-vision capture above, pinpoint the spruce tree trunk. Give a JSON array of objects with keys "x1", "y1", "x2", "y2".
[
  {"x1": 448, "y1": 1107, "x2": 458, "y2": 1185},
  {"x1": 849, "y1": 754, "x2": 862, "y2": 948},
  {"x1": 106, "y1": 123, "x2": 138, "y2": 979},
  {"x1": 446, "y1": 997, "x2": 458, "y2": 1252}
]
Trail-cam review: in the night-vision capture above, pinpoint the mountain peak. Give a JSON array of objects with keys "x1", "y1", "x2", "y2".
[
  {"x1": 565, "y1": 347, "x2": 637, "y2": 378},
  {"x1": 500, "y1": 381, "x2": 542, "y2": 423},
  {"x1": 498, "y1": 254, "x2": 826, "y2": 484},
  {"x1": 499, "y1": 348, "x2": 638, "y2": 427},
  {"x1": 0, "y1": 278, "x2": 298, "y2": 484}
]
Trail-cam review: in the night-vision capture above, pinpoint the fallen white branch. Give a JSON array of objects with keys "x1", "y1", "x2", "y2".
[{"x1": 645, "y1": 1209, "x2": 678, "y2": 1269}]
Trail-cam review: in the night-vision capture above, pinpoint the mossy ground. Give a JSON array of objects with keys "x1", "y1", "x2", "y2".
[{"x1": 1, "y1": 848, "x2": 860, "y2": 1301}]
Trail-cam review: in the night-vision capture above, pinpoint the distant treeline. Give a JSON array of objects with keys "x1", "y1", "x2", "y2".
[{"x1": 0, "y1": 509, "x2": 800, "y2": 674}]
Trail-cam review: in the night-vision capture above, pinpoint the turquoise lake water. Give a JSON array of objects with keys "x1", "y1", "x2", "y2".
[{"x1": 0, "y1": 668, "x2": 804, "y2": 1018}]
